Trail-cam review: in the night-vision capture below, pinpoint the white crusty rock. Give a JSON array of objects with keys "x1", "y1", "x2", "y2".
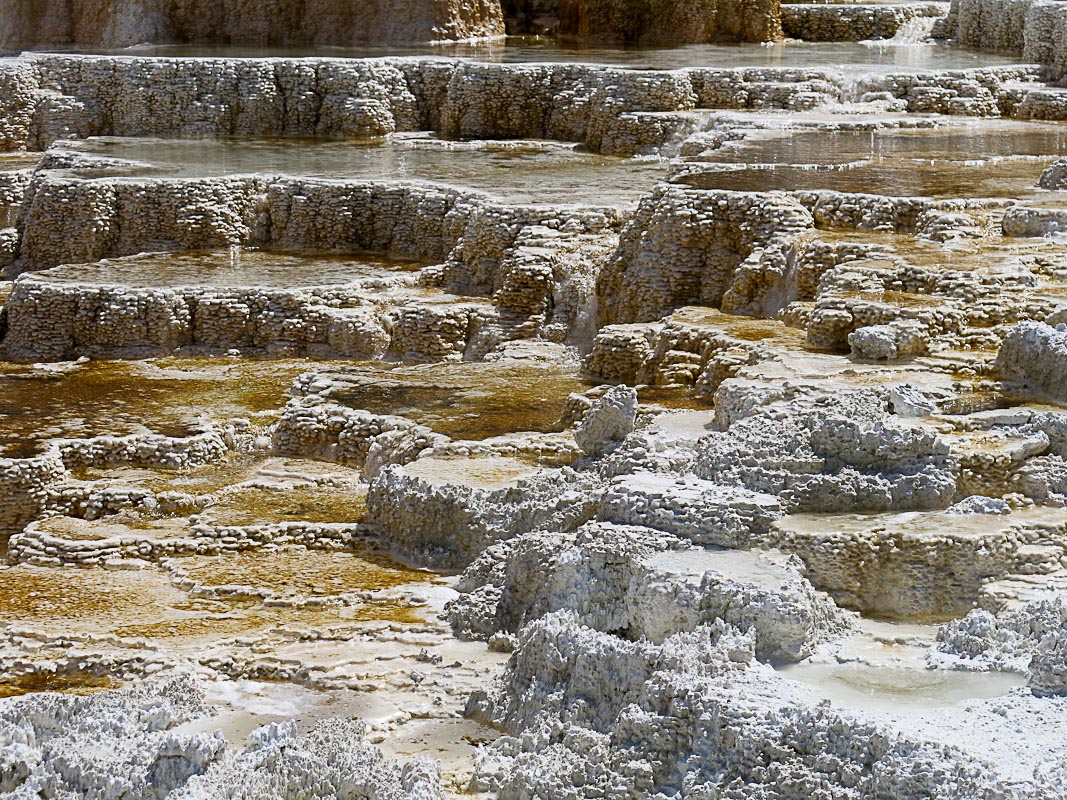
[
  {"x1": 467, "y1": 611, "x2": 1054, "y2": 800},
  {"x1": 366, "y1": 461, "x2": 604, "y2": 568},
  {"x1": 272, "y1": 398, "x2": 446, "y2": 475},
  {"x1": 770, "y1": 506, "x2": 1067, "y2": 619},
  {"x1": 0, "y1": 676, "x2": 222, "y2": 799},
  {"x1": 1039, "y1": 158, "x2": 1067, "y2": 190},
  {"x1": 170, "y1": 719, "x2": 444, "y2": 800},
  {"x1": 888, "y1": 384, "x2": 938, "y2": 417},
  {"x1": 0, "y1": 676, "x2": 444, "y2": 800},
  {"x1": 573, "y1": 385, "x2": 638, "y2": 456},
  {"x1": 849, "y1": 324, "x2": 903, "y2": 360},
  {"x1": 627, "y1": 546, "x2": 851, "y2": 661},
  {"x1": 946, "y1": 495, "x2": 1012, "y2": 515},
  {"x1": 935, "y1": 597, "x2": 1067, "y2": 683},
  {"x1": 690, "y1": 389, "x2": 957, "y2": 513},
  {"x1": 596, "y1": 186, "x2": 815, "y2": 325},
  {"x1": 598, "y1": 472, "x2": 782, "y2": 547},
  {"x1": 995, "y1": 321, "x2": 1067, "y2": 400},
  {"x1": 447, "y1": 522, "x2": 686, "y2": 641},
  {"x1": 848, "y1": 320, "x2": 929, "y2": 360},
  {"x1": 448, "y1": 521, "x2": 849, "y2": 662},
  {"x1": 1031, "y1": 631, "x2": 1067, "y2": 695}
]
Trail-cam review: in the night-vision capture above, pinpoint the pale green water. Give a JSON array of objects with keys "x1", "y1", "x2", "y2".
[
  {"x1": 31, "y1": 36, "x2": 1023, "y2": 73},
  {"x1": 673, "y1": 119, "x2": 1067, "y2": 198},
  {"x1": 39, "y1": 249, "x2": 426, "y2": 288},
  {"x1": 48, "y1": 134, "x2": 669, "y2": 205}
]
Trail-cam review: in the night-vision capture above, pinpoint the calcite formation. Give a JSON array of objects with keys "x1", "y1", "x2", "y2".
[
  {"x1": 0, "y1": 677, "x2": 445, "y2": 799},
  {"x1": 0, "y1": 0, "x2": 505, "y2": 48},
  {"x1": 943, "y1": 0, "x2": 1067, "y2": 80},
  {"x1": 782, "y1": 2, "x2": 947, "y2": 42},
  {"x1": 557, "y1": 0, "x2": 783, "y2": 43},
  {"x1": 1, "y1": 3, "x2": 1067, "y2": 800}
]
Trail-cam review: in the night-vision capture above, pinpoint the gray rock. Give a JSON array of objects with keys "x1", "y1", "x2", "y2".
[{"x1": 574, "y1": 385, "x2": 638, "y2": 456}]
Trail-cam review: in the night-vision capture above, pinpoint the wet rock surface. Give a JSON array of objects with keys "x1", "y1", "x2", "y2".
[
  {"x1": 0, "y1": 0, "x2": 505, "y2": 48},
  {"x1": 0, "y1": 4, "x2": 1066, "y2": 800}
]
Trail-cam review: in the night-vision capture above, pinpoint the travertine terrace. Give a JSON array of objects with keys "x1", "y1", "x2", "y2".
[{"x1": 3, "y1": 1, "x2": 1067, "y2": 798}]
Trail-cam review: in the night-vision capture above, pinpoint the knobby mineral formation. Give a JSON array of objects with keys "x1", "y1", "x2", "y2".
[{"x1": 0, "y1": 1, "x2": 1065, "y2": 799}]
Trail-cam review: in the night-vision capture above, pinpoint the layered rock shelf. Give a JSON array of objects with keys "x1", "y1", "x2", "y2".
[
  {"x1": 0, "y1": 0, "x2": 507, "y2": 48},
  {"x1": 2, "y1": 2, "x2": 1067, "y2": 800}
]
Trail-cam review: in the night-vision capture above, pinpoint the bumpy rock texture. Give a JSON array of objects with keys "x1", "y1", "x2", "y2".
[
  {"x1": 0, "y1": 676, "x2": 444, "y2": 799},
  {"x1": 467, "y1": 611, "x2": 1064, "y2": 800},
  {"x1": 558, "y1": 0, "x2": 782, "y2": 43},
  {"x1": 943, "y1": 0, "x2": 1067, "y2": 80},
  {"x1": 4, "y1": 10, "x2": 1067, "y2": 800},
  {"x1": 996, "y1": 321, "x2": 1067, "y2": 401},
  {"x1": 0, "y1": 0, "x2": 504, "y2": 48}
]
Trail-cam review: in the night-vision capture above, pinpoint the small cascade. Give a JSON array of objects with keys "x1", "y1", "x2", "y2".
[
  {"x1": 760, "y1": 238, "x2": 802, "y2": 319},
  {"x1": 559, "y1": 267, "x2": 600, "y2": 351},
  {"x1": 888, "y1": 14, "x2": 939, "y2": 45}
]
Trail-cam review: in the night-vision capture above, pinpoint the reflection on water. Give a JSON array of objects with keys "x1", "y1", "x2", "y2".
[
  {"x1": 303, "y1": 361, "x2": 596, "y2": 441},
  {"x1": 48, "y1": 134, "x2": 668, "y2": 205},
  {"x1": 697, "y1": 122, "x2": 1067, "y2": 166},
  {"x1": 40, "y1": 249, "x2": 426, "y2": 288},
  {"x1": 33, "y1": 36, "x2": 1024, "y2": 73},
  {"x1": 674, "y1": 121, "x2": 1067, "y2": 199},
  {"x1": 674, "y1": 160, "x2": 1049, "y2": 198}
]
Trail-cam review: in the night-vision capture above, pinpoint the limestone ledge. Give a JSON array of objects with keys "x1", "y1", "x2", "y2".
[
  {"x1": 15, "y1": 171, "x2": 624, "y2": 275},
  {"x1": 366, "y1": 461, "x2": 603, "y2": 569},
  {"x1": 593, "y1": 187, "x2": 1020, "y2": 341},
  {"x1": 0, "y1": 54, "x2": 852, "y2": 154},
  {"x1": 272, "y1": 399, "x2": 448, "y2": 475},
  {"x1": 0, "y1": 424, "x2": 233, "y2": 532},
  {"x1": 8, "y1": 516, "x2": 376, "y2": 567},
  {"x1": 0, "y1": 448, "x2": 66, "y2": 532},
  {"x1": 587, "y1": 309, "x2": 794, "y2": 394},
  {"x1": 447, "y1": 520, "x2": 850, "y2": 662},
  {"x1": 944, "y1": 0, "x2": 1067, "y2": 81},
  {"x1": 0, "y1": 55, "x2": 1053, "y2": 158},
  {"x1": 996, "y1": 321, "x2": 1067, "y2": 400},
  {"x1": 682, "y1": 388, "x2": 959, "y2": 514},
  {"x1": 16, "y1": 177, "x2": 1028, "y2": 368},
  {"x1": 2, "y1": 273, "x2": 498, "y2": 362},
  {"x1": 2, "y1": 175, "x2": 625, "y2": 359},
  {"x1": 771, "y1": 510, "x2": 1067, "y2": 619},
  {"x1": 596, "y1": 186, "x2": 815, "y2": 326},
  {"x1": 782, "y1": 2, "x2": 948, "y2": 42},
  {"x1": 598, "y1": 473, "x2": 782, "y2": 547},
  {"x1": 0, "y1": 0, "x2": 504, "y2": 48}
]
